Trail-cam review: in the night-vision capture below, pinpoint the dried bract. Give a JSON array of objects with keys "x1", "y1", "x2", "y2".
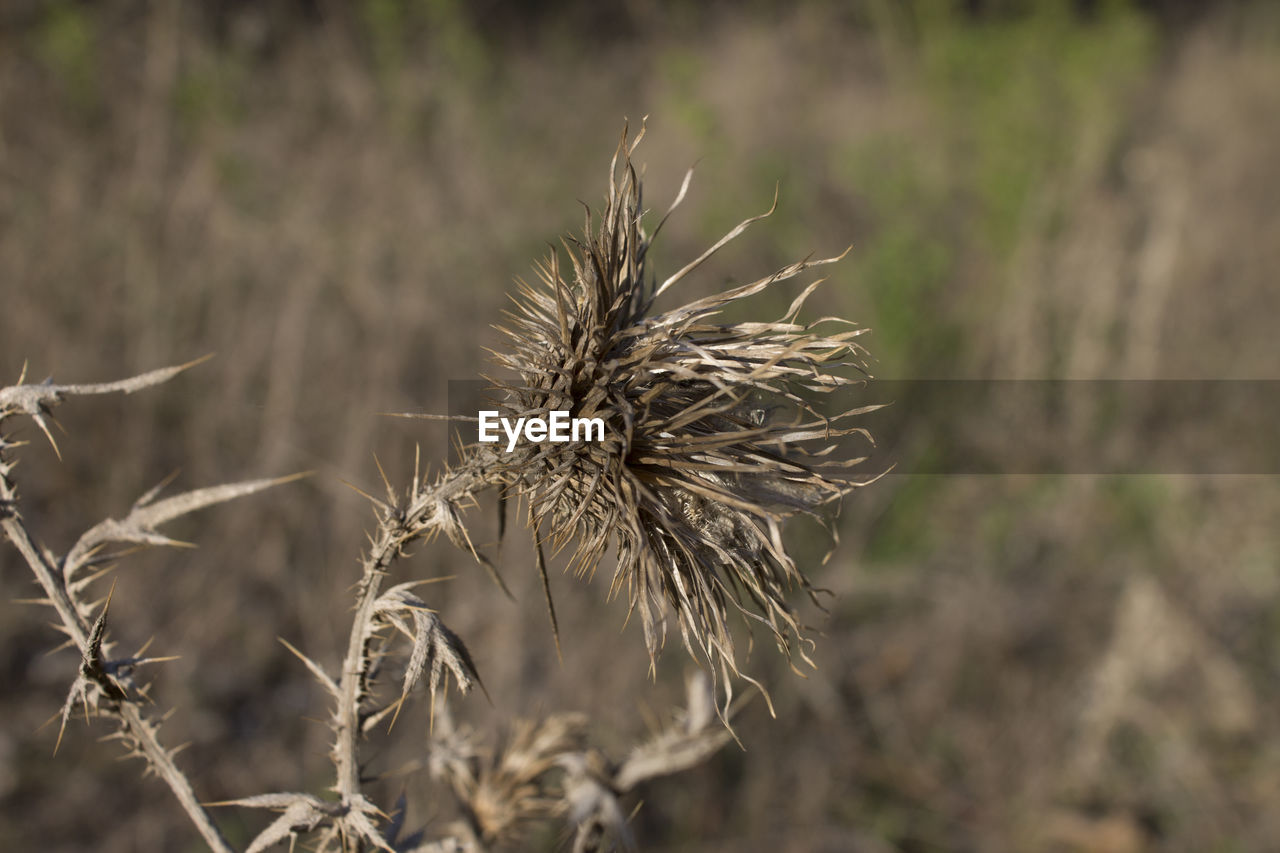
[{"x1": 482, "y1": 126, "x2": 873, "y2": 702}]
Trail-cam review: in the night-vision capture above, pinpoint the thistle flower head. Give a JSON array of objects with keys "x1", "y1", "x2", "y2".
[{"x1": 483, "y1": 125, "x2": 872, "y2": 704}]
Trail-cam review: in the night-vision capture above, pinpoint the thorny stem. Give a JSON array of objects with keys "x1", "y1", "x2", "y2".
[
  {"x1": 0, "y1": 470, "x2": 235, "y2": 853},
  {"x1": 332, "y1": 456, "x2": 489, "y2": 803}
]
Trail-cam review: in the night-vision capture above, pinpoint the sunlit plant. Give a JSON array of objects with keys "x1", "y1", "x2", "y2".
[{"x1": 0, "y1": 124, "x2": 873, "y2": 852}]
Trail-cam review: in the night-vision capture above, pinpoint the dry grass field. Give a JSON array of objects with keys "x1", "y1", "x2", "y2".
[{"x1": 3, "y1": 1, "x2": 1280, "y2": 850}]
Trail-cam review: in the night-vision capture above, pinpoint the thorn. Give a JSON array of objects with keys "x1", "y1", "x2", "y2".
[
  {"x1": 95, "y1": 578, "x2": 118, "y2": 631},
  {"x1": 32, "y1": 414, "x2": 60, "y2": 460},
  {"x1": 146, "y1": 535, "x2": 200, "y2": 550},
  {"x1": 135, "y1": 469, "x2": 183, "y2": 509},
  {"x1": 338, "y1": 478, "x2": 388, "y2": 509},
  {"x1": 386, "y1": 695, "x2": 406, "y2": 733},
  {"x1": 35, "y1": 709, "x2": 59, "y2": 734},
  {"x1": 177, "y1": 352, "x2": 217, "y2": 373},
  {"x1": 534, "y1": 535, "x2": 562, "y2": 665},
  {"x1": 43, "y1": 638, "x2": 76, "y2": 656},
  {"x1": 412, "y1": 443, "x2": 421, "y2": 497},
  {"x1": 73, "y1": 540, "x2": 126, "y2": 573},
  {"x1": 372, "y1": 452, "x2": 394, "y2": 504},
  {"x1": 404, "y1": 574, "x2": 457, "y2": 587}
]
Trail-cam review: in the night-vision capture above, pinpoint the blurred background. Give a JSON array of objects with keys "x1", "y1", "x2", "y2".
[{"x1": 2, "y1": 0, "x2": 1279, "y2": 850}]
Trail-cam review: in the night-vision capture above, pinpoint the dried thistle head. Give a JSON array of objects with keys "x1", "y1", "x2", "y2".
[
  {"x1": 431, "y1": 707, "x2": 587, "y2": 847},
  {"x1": 481, "y1": 125, "x2": 872, "y2": 705}
]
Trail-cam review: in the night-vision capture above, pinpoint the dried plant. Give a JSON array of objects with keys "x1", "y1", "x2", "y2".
[
  {"x1": 1, "y1": 125, "x2": 873, "y2": 851},
  {"x1": 0, "y1": 360, "x2": 300, "y2": 853},
  {"x1": 487, "y1": 125, "x2": 873, "y2": 711}
]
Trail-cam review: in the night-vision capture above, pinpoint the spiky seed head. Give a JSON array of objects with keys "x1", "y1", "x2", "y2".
[{"x1": 480, "y1": 125, "x2": 873, "y2": 703}]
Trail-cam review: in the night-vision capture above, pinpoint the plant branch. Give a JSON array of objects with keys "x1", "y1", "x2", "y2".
[
  {"x1": 0, "y1": 361, "x2": 293, "y2": 853},
  {"x1": 0, "y1": 453, "x2": 235, "y2": 853},
  {"x1": 331, "y1": 454, "x2": 492, "y2": 805}
]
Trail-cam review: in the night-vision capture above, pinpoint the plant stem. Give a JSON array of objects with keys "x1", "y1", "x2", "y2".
[
  {"x1": 332, "y1": 460, "x2": 488, "y2": 801},
  {"x1": 0, "y1": 474, "x2": 234, "y2": 853}
]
